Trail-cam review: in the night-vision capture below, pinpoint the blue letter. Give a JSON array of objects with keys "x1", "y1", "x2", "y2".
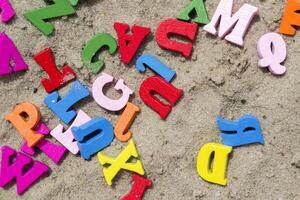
[
  {"x1": 217, "y1": 115, "x2": 264, "y2": 147},
  {"x1": 136, "y1": 54, "x2": 176, "y2": 82},
  {"x1": 71, "y1": 117, "x2": 114, "y2": 160},
  {"x1": 44, "y1": 80, "x2": 90, "y2": 124}
]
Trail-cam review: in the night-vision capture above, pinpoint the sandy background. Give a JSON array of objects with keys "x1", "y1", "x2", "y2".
[{"x1": 0, "y1": 0, "x2": 299, "y2": 199}]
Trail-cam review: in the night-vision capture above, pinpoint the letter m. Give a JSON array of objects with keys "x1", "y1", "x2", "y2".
[{"x1": 203, "y1": 0, "x2": 258, "y2": 46}]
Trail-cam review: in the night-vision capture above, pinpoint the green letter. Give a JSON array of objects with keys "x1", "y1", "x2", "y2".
[
  {"x1": 23, "y1": 0, "x2": 75, "y2": 36},
  {"x1": 69, "y1": 0, "x2": 79, "y2": 6},
  {"x1": 176, "y1": 0, "x2": 209, "y2": 24},
  {"x1": 81, "y1": 33, "x2": 118, "y2": 74}
]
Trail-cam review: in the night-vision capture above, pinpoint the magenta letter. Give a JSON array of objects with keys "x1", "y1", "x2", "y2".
[
  {"x1": 0, "y1": 146, "x2": 49, "y2": 195},
  {"x1": 0, "y1": 0, "x2": 15, "y2": 23},
  {"x1": 0, "y1": 33, "x2": 28, "y2": 75}
]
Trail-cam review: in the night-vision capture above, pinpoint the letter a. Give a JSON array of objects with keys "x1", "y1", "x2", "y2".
[
  {"x1": 203, "y1": 0, "x2": 258, "y2": 46},
  {"x1": 114, "y1": 22, "x2": 151, "y2": 64},
  {"x1": 0, "y1": 33, "x2": 28, "y2": 75},
  {"x1": 0, "y1": 146, "x2": 49, "y2": 195},
  {"x1": 176, "y1": 0, "x2": 209, "y2": 24},
  {"x1": 196, "y1": 143, "x2": 232, "y2": 186},
  {"x1": 97, "y1": 139, "x2": 145, "y2": 186},
  {"x1": 5, "y1": 102, "x2": 44, "y2": 147},
  {"x1": 279, "y1": 0, "x2": 300, "y2": 36}
]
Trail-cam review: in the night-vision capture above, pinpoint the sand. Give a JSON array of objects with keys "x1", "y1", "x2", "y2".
[{"x1": 0, "y1": 0, "x2": 299, "y2": 199}]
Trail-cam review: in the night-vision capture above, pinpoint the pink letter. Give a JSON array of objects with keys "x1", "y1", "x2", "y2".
[
  {"x1": 0, "y1": 33, "x2": 28, "y2": 75},
  {"x1": 92, "y1": 73, "x2": 134, "y2": 111},
  {"x1": 0, "y1": 0, "x2": 15, "y2": 23},
  {"x1": 0, "y1": 146, "x2": 49, "y2": 195},
  {"x1": 50, "y1": 110, "x2": 91, "y2": 154},
  {"x1": 257, "y1": 32, "x2": 287, "y2": 75},
  {"x1": 203, "y1": 0, "x2": 258, "y2": 46}
]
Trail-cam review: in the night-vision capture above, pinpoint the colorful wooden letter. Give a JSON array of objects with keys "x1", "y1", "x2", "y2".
[
  {"x1": 0, "y1": 0, "x2": 15, "y2": 23},
  {"x1": 203, "y1": 0, "x2": 258, "y2": 46},
  {"x1": 176, "y1": 0, "x2": 209, "y2": 24},
  {"x1": 0, "y1": 33, "x2": 28, "y2": 75},
  {"x1": 68, "y1": 0, "x2": 79, "y2": 6},
  {"x1": 51, "y1": 110, "x2": 91, "y2": 154},
  {"x1": 23, "y1": 0, "x2": 75, "y2": 36},
  {"x1": 136, "y1": 54, "x2": 176, "y2": 82},
  {"x1": 5, "y1": 102, "x2": 43, "y2": 147},
  {"x1": 156, "y1": 18, "x2": 198, "y2": 58},
  {"x1": 72, "y1": 117, "x2": 114, "y2": 160},
  {"x1": 97, "y1": 139, "x2": 145, "y2": 186},
  {"x1": 139, "y1": 76, "x2": 183, "y2": 119},
  {"x1": 20, "y1": 121, "x2": 66, "y2": 165},
  {"x1": 0, "y1": 146, "x2": 49, "y2": 195},
  {"x1": 21, "y1": 139, "x2": 66, "y2": 165},
  {"x1": 34, "y1": 122, "x2": 50, "y2": 135},
  {"x1": 33, "y1": 48, "x2": 76, "y2": 93},
  {"x1": 197, "y1": 143, "x2": 232, "y2": 186},
  {"x1": 122, "y1": 173, "x2": 152, "y2": 200},
  {"x1": 92, "y1": 73, "x2": 134, "y2": 111},
  {"x1": 81, "y1": 33, "x2": 118, "y2": 74},
  {"x1": 217, "y1": 115, "x2": 264, "y2": 147},
  {"x1": 114, "y1": 22, "x2": 151, "y2": 64},
  {"x1": 44, "y1": 80, "x2": 90, "y2": 124},
  {"x1": 279, "y1": 0, "x2": 300, "y2": 36},
  {"x1": 257, "y1": 32, "x2": 287, "y2": 75},
  {"x1": 114, "y1": 102, "x2": 140, "y2": 142}
]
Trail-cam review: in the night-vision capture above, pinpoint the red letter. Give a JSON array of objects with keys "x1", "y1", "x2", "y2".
[
  {"x1": 155, "y1": 18, "x2": 198, "y2": 59},
  {"x1": 0, "y1": 146, "x2": 49, "y2": 195},
  {"x1": 139, "y1": 76, "x2": 183, "y2": 119},
  {"x1": 33, "y1": 48, "x2": 76, "y2": 93},
  {"x1": 114, "y1": 22, "x2": 151, "y2": 64},
  {"x1": 122, "y1": 173, "x2": 152, "y2": 200}
]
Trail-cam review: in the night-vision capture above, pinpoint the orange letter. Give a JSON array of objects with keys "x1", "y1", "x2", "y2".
[
  {"x1": 279, "y1": 0, "x2": 300, "y2": 36},
  {"x1": 114, "y1": 103, "x2": 140, "y2": 142},
  {"x1": 5, "y1": 102, "x2": 43, "y2": 147}
]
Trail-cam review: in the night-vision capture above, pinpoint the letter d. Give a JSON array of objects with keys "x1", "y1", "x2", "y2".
[{"x1": 196, "y1": 143, "x2": 232, "y2": 186}]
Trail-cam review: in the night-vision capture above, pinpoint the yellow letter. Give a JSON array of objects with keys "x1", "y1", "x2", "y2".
[
  {"x1": 196, "y1": 143, "x2": 232, "y2": 186},
  {"x1": 97, "y1": 139, "x2": 144, "y2": 186}
]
